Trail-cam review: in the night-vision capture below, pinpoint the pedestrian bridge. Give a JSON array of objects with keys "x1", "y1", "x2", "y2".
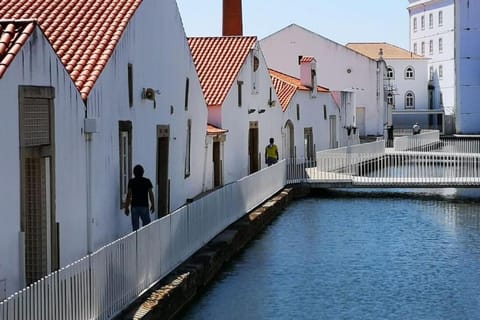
[{"x1": 287, "y1": 131, "x2": 480, "y2": 188}]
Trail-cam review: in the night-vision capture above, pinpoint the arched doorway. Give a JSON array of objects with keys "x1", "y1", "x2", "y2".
[{"x1": 283, "y1": 120, "x2": 295, "y2": 159}]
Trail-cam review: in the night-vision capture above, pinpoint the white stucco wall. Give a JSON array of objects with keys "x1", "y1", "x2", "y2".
[
  {"x1": 0, "y1": 27, "x2": 87, "y2": 297},
  {"x1": 85, "y1": 0, "x2": 208, "y2": 246},
  {"x1": 386, "y1": 59, "x2": 429, "y2": 110},
  {"x1": 215, "y1": 46, "x2": 283, "y2": 184},
  {"x1": 456, "y1": 0, "x2": 480, "y2": 133},
  {"x1": 281, "y1": 91, "x2": 340, "y2": 159},
  {"x1": 409, "y1": 0, "x2": 456, "y2": 117},
  {"x1": 260, "y1": 25, "x2": 385, "y2": 137}
]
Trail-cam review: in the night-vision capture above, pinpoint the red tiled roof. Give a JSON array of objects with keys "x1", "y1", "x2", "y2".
[
  {"x1": 188, "y1": 36, "x2": 257, "y2": 107},
  {"x1": 0, "y1": 20, "x2": 35, "y2": 78},
  {"x1": 346, "y1": 42, "x2": 427, "y2": 60},
  {"x1": 0, "y1": 0, "x2": 142, "y2": 100},
  {"x1": 207, "y1": 124, "x2": 228, "y2": 135},
  {"x1": 269, "y1": 68, "x2": 329, "y2": 111}
]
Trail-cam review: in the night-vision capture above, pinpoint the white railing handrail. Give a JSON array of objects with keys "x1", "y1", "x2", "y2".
[
  {"x1": 393, "y1": 130, "x2": 440, "y2": 151},
  {"x1": 0, "y1": 161, "x2": 286, "y2": 320}
]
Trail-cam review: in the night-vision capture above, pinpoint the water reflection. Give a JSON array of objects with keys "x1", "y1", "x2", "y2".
[{"x1": 179, "y1": 188, "x2": 480, "y2": 320}]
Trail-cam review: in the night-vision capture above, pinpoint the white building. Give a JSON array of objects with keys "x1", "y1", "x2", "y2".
[
  {"x1": 260, "y1": 24, "x2": 388, "y2": 139},
  {"x1": 270, "y1": 59, "x2": 357, "y2": 158},
  {"x1": 0, "y1": 0, "x2": 208, "y2": 297},
  {"x1": 188, "y1": 36, "x2": 284, "y2": 184},
  {"x1": 346, "y1": 42, "x2": 441, "y2": 131},
  {"x1": 408, "y1": 0, "x2": 480, "y2": 133}
]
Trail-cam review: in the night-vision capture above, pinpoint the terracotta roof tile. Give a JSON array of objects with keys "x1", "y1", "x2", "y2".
[
  {"x1": 300, "y1": 56, "x2": 315, "y2": 63},
  {"x1": 346, "y1": 42, "x2": 427, "y2": 60},
  {"x1": 188, "y1": 36, "x2": 257, "y2": 107},
  {"x1": 0, "y1": 20, "x2": 36, "y2": 78},
  {"x1": 0, "y1": 0, "x2": 142, "y2": 100},
  {"x1": 269, "y1": 68, "x2": 329, "y2": 111}
]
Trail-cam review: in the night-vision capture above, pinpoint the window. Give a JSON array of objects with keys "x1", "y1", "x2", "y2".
[
  {"x1": 296, "y1": 104, "x2": 300, "y2": 121},
  {"x1": 323, "y1": 105, "x2": 327, "y2": 120},
  {"x1": 440, "y1": 92, "x2": 444, "y2": 107},
  {"x1": 237, "y1": 80, "x2": 243, "y2": 107},
  {"x1": 386, "y1": 66, "x2": 395, "y2": 79},
  {"x1": 185, "y1": 119, "x2": 192, "y2": 177},
  {"x1": 438, "y1": 11, "x2": 443, "y2": 26},
  {"x1": 421, "y1": 42, "x2": 425, "y2": 56},
  {"x1": 128, "y1": 64, "x2": 133, "y2": 107},
  {"x1": 387, "y1": 93, "x2": 395, "y2": 108},
  {"x1": 119, "y1": 121, "x2": 132, "y2": 207},
  {"x1": 184, "y1": 77, "x2": 189, "y2": 110},
  {"x1": 421, "y1": 15, "x2": 425, "y2": 30},
  {"x1": 252, "y1": 53, "x2": 259, "y2": 93},
  {"x1": 413, "y1": 17, "x2": 417, "y2": 32},
  {"x1": 439, "y1": 38, "x2": 443, "y2": 53},
  {"x1": 429, "y1": 40, "x2": 433, "y2": 55},
  {"x1": 413, "y1": 43, "x2": 418, "y2": 54},
  {"x1": 405, "y1": 66, "x2": 415, "y2": 79},
  {"x1": 405, "y1": 91, "x2": 415, "y2": 109},
  {"x1": 429, "y1": 13, "x2": 433, "y2": 28},
  {"x1": 439, "y1": 65, "x2": 443, "y2": 79},
  {"x1": 429, "y1": 66, "x2": 434, "y2": 80}
]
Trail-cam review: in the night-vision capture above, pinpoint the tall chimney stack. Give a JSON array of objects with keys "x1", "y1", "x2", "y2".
[{"x1": 223, "y1": 0, "x2": 243, "y2": 36}]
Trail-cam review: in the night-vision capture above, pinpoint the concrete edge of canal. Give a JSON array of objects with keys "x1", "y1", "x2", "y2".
[{"x1": 115, "y1": 185, "x2": 312, "y2": 320}]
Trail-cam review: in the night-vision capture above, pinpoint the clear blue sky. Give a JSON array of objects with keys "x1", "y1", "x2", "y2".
[{"x1": 176, "y1": 0, "x2": 411, "y2": 50}]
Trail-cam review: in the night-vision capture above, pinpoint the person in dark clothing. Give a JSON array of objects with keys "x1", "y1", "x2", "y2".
[{"x1": 124, "y1": 164, "x2": 155, "y2": 231}]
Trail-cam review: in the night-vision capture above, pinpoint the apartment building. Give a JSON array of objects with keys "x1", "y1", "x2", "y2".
[{"x1": 408, "y1": 0, "x2": 480, "y2": 133}]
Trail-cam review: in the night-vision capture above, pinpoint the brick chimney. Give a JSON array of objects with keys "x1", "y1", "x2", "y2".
[{"x1": 223, "y1": 0, "x2": 243, "y2": 36}]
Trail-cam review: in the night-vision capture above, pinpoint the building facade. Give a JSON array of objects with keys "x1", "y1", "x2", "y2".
[
  {"x1": 408, "y1": 0, "x2": 480, "y2": 133},
  {"x1": 260, "y1": 24, "x2": 388, "y2": 139},
  {"x1": 346, "y1": 43, "x2": 440, "y2": 131}
]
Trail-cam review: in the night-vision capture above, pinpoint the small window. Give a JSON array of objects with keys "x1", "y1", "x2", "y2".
[
  {"x1": 184, "y1": 77, "x2": 189, "y2": 111},
  {"x1": 185, "y1": 119, "x2": 192, "y2": 178},
  {"x1": 421, "y1": 15, "x2": 425, "y2": 30},
  {"x1": 323, "y1": 105, "x2": 327, "y2": 120},
  {"x1": 387, "y1": 93, "x2": 395, "y2": 108},
  {"x1": 438, "y1": 11, "x2": 443, "y2": 26},
  {"x1": 128, "y1": 64, "x2": 133, "y2": 107},
  {"x1": 405, "y1": 66, "x2": 415, "y2": 79},
  {"x1": 405, "y1": 91, "x2": 415, "y2": 109},
  {"x1": 421, "y1": 42, "x2": 425, "y2": 56},
  {"x1": 237, "y1": 80, "x2": 243, "y2": 107},
  {"x1": 413, "y1": 43, "x2": 418, "y2": 54},
  {"x1": 386, "y1": 66, "x2": 395, "y2": 79},
  {"x1": 439, "y1": 65, "x2": 443, "y2": 79},
  {"x1": 440, "y1": 92, "x2": 444, "y2": 107},
  {"x1": 296, "y1": 104, "x2": 300, "y2": 121},
  {"x1": 438, "y1": 38, "x2": 443, "y2": 53},
  {"x1": 429, "y1": 66, "x2": 434, "y2": 81},
  {"x1": 119, "y1": 121, "x2": 132, "y2": 207},
  {"x1": 413, "y1": 17, "x2": 417, "y2": 32},
  {"x1": 429, "y1": 40, "x2": 433, "y2": 55},
  {"x1": 429, "y1": 13, "x2": 433, "y2": 28}
]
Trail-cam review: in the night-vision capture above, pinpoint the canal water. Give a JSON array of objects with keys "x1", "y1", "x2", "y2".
[{"x1": 178, "y1": 188, "x2": 480, "y2": 320}]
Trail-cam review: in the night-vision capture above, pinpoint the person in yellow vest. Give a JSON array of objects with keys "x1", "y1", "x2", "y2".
[{"x1": 265, "y1": 137, "x2": 279, "y2": 166}]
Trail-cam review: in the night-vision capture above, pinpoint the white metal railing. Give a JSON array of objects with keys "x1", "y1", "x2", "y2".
[
  {"x1": 316, "y1": 140, "x2": 385, "y2": 172},
  {"x1": 288, "y1": 151, "x2": 480, "y2": 186},
  {"x1": 393, "y1": 131, "x2": 480, "y2": 154},
  {"x1": 393, "y1": 130, "x2": 440, "y2": 151},
  {"x1": 0, "y1": 161, "x2": 286, "y2": 320}
]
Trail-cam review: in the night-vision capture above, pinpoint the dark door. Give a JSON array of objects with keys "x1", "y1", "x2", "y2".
[
  {"x1": 156, "y1": 125, "x2": 170, "y2": 217},
  {"x1": 248, "y1": 123, "x2": 259, "y2": 174}
]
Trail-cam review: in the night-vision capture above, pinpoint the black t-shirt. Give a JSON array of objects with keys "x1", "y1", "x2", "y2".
[{"x1": 128, "y1": 177, "x2": 153, "y2": 207}]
